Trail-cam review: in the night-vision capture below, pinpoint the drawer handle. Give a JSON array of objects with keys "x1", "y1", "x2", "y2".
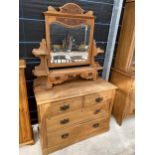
[
  {"x1": 61, "y1": 133, "x2": 69, "y2": 139},
  {"x1": 60, "y1": 104, "x2": 70, "y2": 111},
  {"x1": 93, "y1": 123, "x2": 100, "y2": 128},
  {"x1": 55, "y1": 76, "x2": 60, "y2": 80},
  {"x1": 94, "y1": 109, "x2": 101, "y2": 114},
  {"x1": 60, "y1": 118, "x2": 70, "y2": 124},
  {"x1": 95, "y1": 97, "x2": 103, "y2": 103}
]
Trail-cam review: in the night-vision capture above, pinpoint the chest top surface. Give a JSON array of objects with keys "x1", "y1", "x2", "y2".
[{"x1": 34, "y1": 78, "x2": 117, "y2": 105}]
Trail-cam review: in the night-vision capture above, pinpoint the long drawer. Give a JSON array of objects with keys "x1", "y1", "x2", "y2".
[
  {"x1": 47, "y1": 117, "x2": 109, "y2": 147},
  {"x1": 46, "y1": 99, "x2": 111, "y2": 132}
]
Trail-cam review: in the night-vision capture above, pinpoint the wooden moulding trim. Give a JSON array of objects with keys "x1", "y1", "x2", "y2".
[
  {"x1": 48, "y1": 62, "x2": 90, "y2": 68},
  {"x1": 126, "y1": 0, "x2": 135, "y2": 3},
  {"x1": 44, "y1": 12, "x2": 94, "y2": 19},
  {"x1": 19, "y1": 139, "x2": 34, "y2": 146},
  {"x1": 111, "y1": 68, "x2": 135, "y2": 78}
]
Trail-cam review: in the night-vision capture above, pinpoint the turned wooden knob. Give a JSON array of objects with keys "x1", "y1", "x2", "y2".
[
  {"x1": 60, "y1": 104, "x2": 70, "y2": 111},
  {"x1": 61, "y1": 133, "x2": 69, "y2": 139},
  {"x1": 60, "y1": 118, "x2": 70, "y2": 124},
  {"x1": 95, "y1": 97, "x2": 103, "y2": 103}
]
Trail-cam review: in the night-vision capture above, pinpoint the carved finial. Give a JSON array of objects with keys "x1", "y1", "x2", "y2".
[
  {"x1": 85, "y1": 11, "x2": 94, "y2": 16},
  {"x1": 48, "y1": 6, "x2": 57, "y2": 12},
  {"x1": 40, "y1": 39, "x2": 47, "y2": 50}
]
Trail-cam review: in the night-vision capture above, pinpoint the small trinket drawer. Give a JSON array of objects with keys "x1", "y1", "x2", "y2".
[{"x1": 33, "y1": 78, "x2": 117, "y2": 155}]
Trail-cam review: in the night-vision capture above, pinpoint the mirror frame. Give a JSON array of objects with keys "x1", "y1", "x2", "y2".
[{"x1": 44, "y1": 3, "x2": 95, "y2": 68}]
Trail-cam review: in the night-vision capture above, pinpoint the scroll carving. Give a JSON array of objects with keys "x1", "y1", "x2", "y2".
[
  {"x1": 32, "y1": 39, "x2": 52, "y2": 89},
  {"x1": 59, "y1": 3, "x2": 84, "y2": 14},
  {"x1": 56, "y1": 17, "x2": 86, "y2": 26},
  {"x1": 46, "y1": 3, "x2": 93, "y2": 16}
]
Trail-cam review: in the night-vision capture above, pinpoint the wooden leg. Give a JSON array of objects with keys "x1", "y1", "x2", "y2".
[
  {"x1": 116, "y1": 118, "x2": 123, "y2": 126},
  {"x1": 42, "y1": 149, "x2": 48, "y2": 155}
]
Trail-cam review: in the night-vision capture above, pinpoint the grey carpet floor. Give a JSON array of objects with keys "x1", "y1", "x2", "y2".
[{"x1": 19, "y1": 116, "x2": 135, "y2": 155}]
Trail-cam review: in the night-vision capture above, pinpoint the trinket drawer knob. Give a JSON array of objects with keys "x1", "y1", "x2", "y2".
[
  {"x1": 60, "y1": 104, "x2": 70, "y2": 111},
  {"x1": 61, "y1": 133, "x2": 69, "y2": 139},
  {"x1": 60, "y1": 118, "x2": 70, "y2": 124},
  {"x1": 95, "y1": 97, "x2": 103, "y2": 103},
  {"x1": 94, "y1": 109, "x2": 101, "y2": 114},
  {"x1": 92, "y1": 123, "x2": 100, "y2": 128}
]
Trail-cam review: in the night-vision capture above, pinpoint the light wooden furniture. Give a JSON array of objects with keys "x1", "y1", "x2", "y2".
[
  {"x1": 19, "y1": 60, "x2": 34, "y2": 145},
  {"x1": 110, "y1": 0, "x2": 135, "y2": 125},
  {"x1": 110, "y1": 69, "x2": 134, "y2": 125},
  {"x1": 33, "y1": 78, "x2": 117, "y2": 155},
  {"x1": 32, "y1": 3, "x2": 103, "y2": 89}
]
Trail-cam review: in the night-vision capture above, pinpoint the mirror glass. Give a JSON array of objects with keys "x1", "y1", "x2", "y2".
[{"x1": 50, "y1": 23, "x2": 90, "y2": 64}]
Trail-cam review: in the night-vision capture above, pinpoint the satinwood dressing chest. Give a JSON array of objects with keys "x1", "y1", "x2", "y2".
[{"x1": 32, "y1": 3, "x2": 117, "y2": 154}]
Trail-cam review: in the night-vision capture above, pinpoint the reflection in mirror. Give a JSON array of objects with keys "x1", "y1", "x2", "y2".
[{"x1": 50, "y1": 23, "x2": 90, "y2": 64}]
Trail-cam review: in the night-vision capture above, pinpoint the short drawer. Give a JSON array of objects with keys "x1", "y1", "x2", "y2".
[
  {"x1": 46, "y1": 99, "x2": 111, "y2": 132},
  {"x1": 47, "y1": 118, "x2": 109, "y2": 147},
  {"x1": 45, "y1": 97, "x2": 83, "y2": 117},
  {"x1": 84, "y1": 90, "x2": 113, "y2": 107}
]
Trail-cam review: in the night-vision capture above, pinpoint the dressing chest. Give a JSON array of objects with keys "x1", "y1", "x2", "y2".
[
  {"x1": 33, "y1": 78, "x2": 117, "y2": 154},
  {"x1": 32, "y1": 3, "x2": 117, "y2": 154}
]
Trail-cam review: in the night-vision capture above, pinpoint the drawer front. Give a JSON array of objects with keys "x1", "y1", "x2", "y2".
[
  {"x1": 45, "y1": 97, "x2": 83, "y2": 117},
  {"x1": 84, "y1": 91, "x2": 113, "y2": 107},
  {"x1": 46, "y1": 99, "x2": 111, "y2": 132},
  {"x1": 47, "y1": 118, "x2": 109, "y2": 147}
]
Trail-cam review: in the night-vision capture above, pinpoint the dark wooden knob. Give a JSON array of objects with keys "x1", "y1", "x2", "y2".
[
  {"x1": 88, "y1": 72, "x2": 92, "y2": 76},
  {"x1": 95, "y1": 97, "x2": 103, "y2": 103},
  {"x1": 60, "y1": 118, "x2": 69, "y2": 124},
  {"x1": 61, "y1": 133, "x2": 69, "y2": 139},
  {"x1": 93, "y1": 123, "x2": 100, "y2": 128},
  {"x1": 60, "y1": 104, "x2": 70, "y2": 111},
  {"x1": 94, "y1": 109, "x2": 101, "y2": 114},
  {"x1": 55, "y1": 76, "x2": 60, "y2": 80}
]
